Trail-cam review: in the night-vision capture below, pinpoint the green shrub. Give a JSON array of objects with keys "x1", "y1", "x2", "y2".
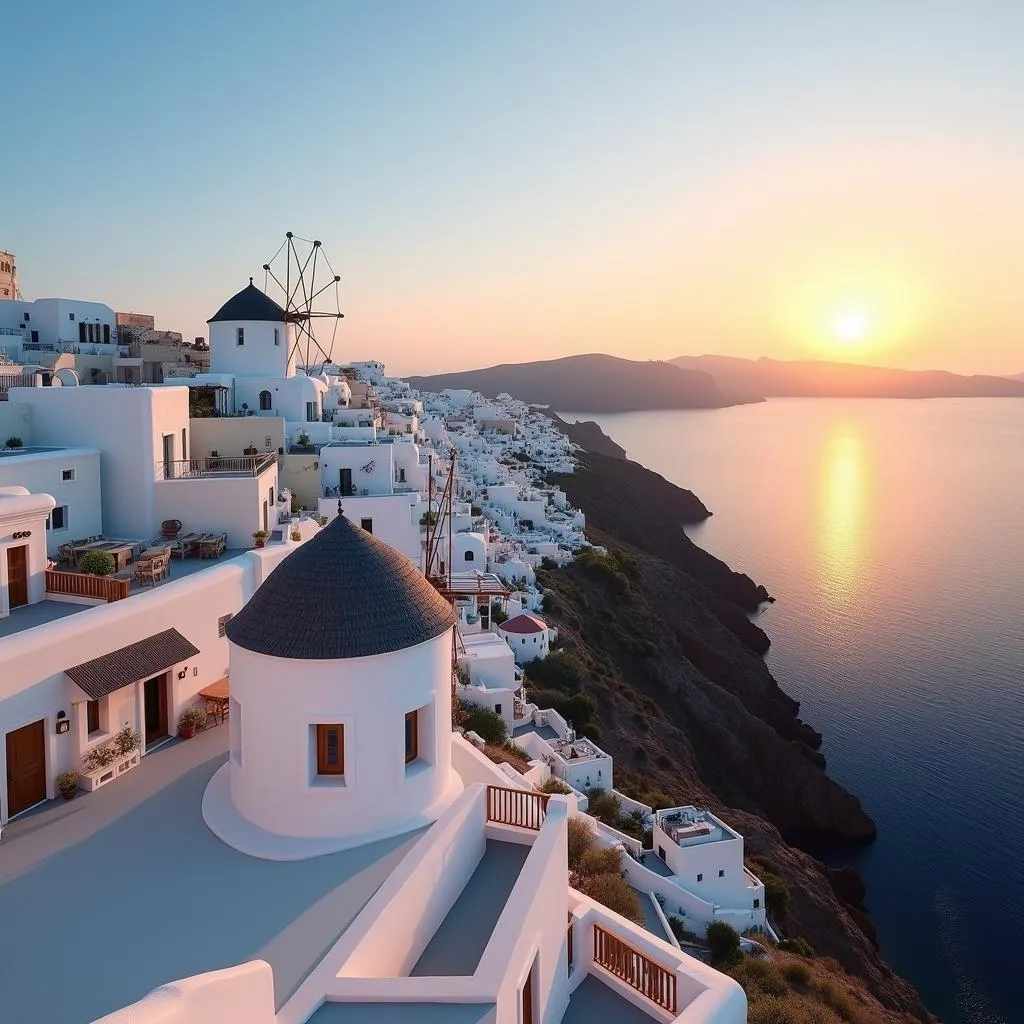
[
  {"x1": 567, "y1": 816, "x2": 597, "y2": 870},
  {"x1": 706, "y1": 920, "x2": 742, "y2": 967},
  {"x1": 783, "y1": 961, "x2": 812, "y2": 987},
  {"x1": 763, "y1": 872, "x2": 791, "y2": 914},
  {"x1": 747, "y1": 996, "x2": 797, "y2": 1024},
  {"x1": 733, "y1": 958, "x2": 788, "y2": 996},
  {"x1": 815, "y1": 982, "x2": 857, "y2": 1022},
  {"x1": 541, "y1": 593, "x2": 554, "y2": 613},
  {"x1": 4, "y1": 435, "x2": 23, "y2": 448},
  {"x1": 644, "y1": 790, "x2": 677, "y2": 810},
  {"x1": 778, "y1": 937, "x2": 815, "y2": 957},
  {"x1": 524, "y1": 650, "x2": 585, "y2": 692},
  {"x1": 527, "y1": 688, "x2": 599, "y2": 732},
  {"x1": 538, "y1": 777, "x2": 571, "y2": 795},
  {"x1": 585, "y1": 789, "x2": 622, "y2": 824},
  {"x1": 490, "y1": 600, "x2": 508, "y2": 625},
  {"x1": 463, "y1": 705, "x2": 507, "y2": 745},
  {"x1": 577, "y1": 845, "x2": 624, "y2": 878},
  {"x1": 540, "y1": 556, "x2": 557, "y2": 570},
  {"x1": 78, "y1": 550, "x2": 115, "y2": 576},
  {"x1": 578, "y1": 872, "x2": 643, "y2": 925},
  {"x1": 574, "y1": 548, "x2": 631, "y2": 595}
]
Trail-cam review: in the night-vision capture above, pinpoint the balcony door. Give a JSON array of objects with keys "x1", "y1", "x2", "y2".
[
  {"x1": 6, "y1": 545, "x2": 28, "y2": 608},
  {"x1": 339, "y1": 468, "x2": 352, "y2": 496},
  {"x1": 162, "y1": 434, "x2": 174, "y2": 479},
  {"x1": 143, "y1": 674, "x2": 169, "y2": 748}
]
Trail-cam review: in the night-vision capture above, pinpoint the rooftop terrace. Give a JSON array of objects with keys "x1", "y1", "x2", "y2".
[
  {"x1": 656, "y1": 807, "x2": 736, "y2": 848},
  {"x1": 0, "y1": 726, "x2": 422, "y2": 1023}
]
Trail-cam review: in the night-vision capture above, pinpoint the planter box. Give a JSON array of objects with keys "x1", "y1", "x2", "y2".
[{"x1": 80, "y1": 749, "x2": 141, "y2": 792}]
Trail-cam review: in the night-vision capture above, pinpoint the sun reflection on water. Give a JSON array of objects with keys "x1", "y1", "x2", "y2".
[{"x1": 817, "y1": 423, "x2": 871, "y2": 601}]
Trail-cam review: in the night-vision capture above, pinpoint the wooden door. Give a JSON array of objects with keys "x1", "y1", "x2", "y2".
[
  {"x1": 522, "y1": 963, "x2": 535, "y2": 1024},
  {"x1": 340, "y1": 467, "x2": 353, "y2": 495},
  {"x1": 7, "y1": 545, "x2": 28, "y2": 609},
  {"x1": 144, "y1": 674, "x2": 169, "y2": 746},
  {"x1": 6, "y1": 720, "x2": 46, "y2": 817}
]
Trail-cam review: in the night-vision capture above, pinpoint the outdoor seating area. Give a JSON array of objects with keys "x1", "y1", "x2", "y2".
[{"x1": 147, "y1": 531, "x2": 229, "y2": 561}]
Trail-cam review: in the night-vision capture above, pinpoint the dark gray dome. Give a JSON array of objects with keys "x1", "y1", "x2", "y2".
[
  {"x1": 226, "y1": 515, "x2": 456, "y2": 660},
  {"x1": 208, "y1": 281, "x2": 287, "y2": 324}
]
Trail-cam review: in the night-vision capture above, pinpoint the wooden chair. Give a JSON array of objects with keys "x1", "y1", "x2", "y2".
[
  {"x1": 133, "y1": 559, "x2": 158, "y2": 587},
  {"x1": 161, "y1": 519, "x2": 182, "y2": 539},
  {"x1": 152, "y1": 552, "x2": 171, "y2": 581}
]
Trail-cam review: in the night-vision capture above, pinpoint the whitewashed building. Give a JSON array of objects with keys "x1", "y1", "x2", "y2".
[{"x1": 499, "y1": 612, "x2": 552, "y2": 663}]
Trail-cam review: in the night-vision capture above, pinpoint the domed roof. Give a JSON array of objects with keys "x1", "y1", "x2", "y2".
[
  {"x1": 225, "y1": 514, "x2": 456, "y2": 660},
  {"x1": 207, "y1": 280, "x2": 287, "y2": 324},
  {"x1": 499, "y1": 613, "x2": 548, "y2": 634}
]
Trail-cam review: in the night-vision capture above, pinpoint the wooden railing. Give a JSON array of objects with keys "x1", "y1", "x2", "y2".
[
  {"x1": 593, "y1": 923, "x2": 677, "y2": 1014},
  {"x1": 485, "y1": 785, "x2": 549, "y2": 830},
  {"x1": 45, "y1": 569, "x2": 131, "y2": 603},
  {"x1": 161, "y1": 452, "x2": 276, "y2": 479}
]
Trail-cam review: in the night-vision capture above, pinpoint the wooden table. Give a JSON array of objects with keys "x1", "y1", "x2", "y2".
[
  {"x1": 73, "y1": 540, "x2": 136, "y2": 571},
  {"x1": 198, "y1": 678, "x2": 230, "y2": 724}
]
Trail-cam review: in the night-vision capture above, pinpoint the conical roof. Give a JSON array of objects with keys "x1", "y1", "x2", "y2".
[
  {"x1": 225, "y1": 515, "x2": 456, "y2": 660},
  {"x1": 208, "y1": 280, "x2": 287, "y2": 324}
]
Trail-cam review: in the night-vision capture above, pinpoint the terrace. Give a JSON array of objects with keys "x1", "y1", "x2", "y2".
[
  {"x1": 161, "y1": 452, "x2": 276, "y2": 479},
  {"x1": 656, "y1": 808, "x2": 734, "y2": 848},
  {"x1": 0, "y1": 727, "x2": 423, "y2": 1024}
]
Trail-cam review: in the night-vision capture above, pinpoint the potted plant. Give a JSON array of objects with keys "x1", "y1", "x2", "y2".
[
  {"x1": 178, "y1": 704, "x2": 208, "y2": 739},
  {"x1": 113, "y1": 724, "x2": 142, "y2": 757},
  {"x1": 78, "y1": 550, "x2": 115, "y2": 576},
  {"x1": 290, "y1": 529, "x2": 302, "y2": 542},
  {"x1": 56, "y1": 770, "x2": 79, "y2": 800},
  {"x1": 296, "y1": 431, "x2": 312, "y2": 449},
  {"x1": 243, "y1": 444, "x2": 258, "y2": 456},
  {"x1": 4, "y1": 435, "x2": 24, "y2": 449},
  {"x1": 252, "y1": 530, "x2": 269, "y2": 548}
]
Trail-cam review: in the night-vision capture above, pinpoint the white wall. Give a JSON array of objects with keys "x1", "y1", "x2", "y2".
[
  {"x1": 154, "y1": 465, "x2": 278, "y2": 548},
  {"x1": 9, "y1": 385, "x2": 190, "y2": 540},
  {"x1": 320, "y1": 442, "x2": 394, "y2": 496},
  {"x1": 236, "y1": 374, "x2": 324, "y2": 422},
  {"x1": 227, "y1": 628, "x2": 458, "y2": 845},
  {"x1": 209, "y1": 319, "x2": 294, "y2": 379},
  {"x1": 0, "y1": 448, "x2": 102, "y2": 553},
  {"x1": 316, "y1": 493, "x2": 421, "y2": 565},
  {"x1": 653, "y1": 818, "x2": 751, "y2": 909},
  {"x1": 0, "y1": 489, "x2": 53, "y2": 618}
]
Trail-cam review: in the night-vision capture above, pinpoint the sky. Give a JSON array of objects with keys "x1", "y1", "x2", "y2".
[{"x1": 5, "y1": 0, "x2": 1024, "y2": 376}]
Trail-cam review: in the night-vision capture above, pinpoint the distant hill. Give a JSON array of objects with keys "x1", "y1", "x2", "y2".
[
  {"x1": 671, "y1": 354, "x2": 1024, "y2": 400},
  {"x1": 407, "y1": 353, "x2": 744, "y2": 412},
  {"x1": 1006, "y1": 371, "x2": 1024, "y2": 383}
]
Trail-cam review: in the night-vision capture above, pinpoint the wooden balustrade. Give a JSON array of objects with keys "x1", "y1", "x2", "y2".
[
  {"x1": 45, "y1": 570, "x2": 131, "y2": 603},
  {"x1": 485, "y1": 785, "x2": 549, "y2": 830},
  {"x1": 593, "y1": 923, "x2": 677, "y2": 1014}
]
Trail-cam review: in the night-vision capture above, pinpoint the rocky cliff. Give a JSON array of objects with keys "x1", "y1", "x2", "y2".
[{"x1": 537, "y1": 436, "x2": 936, "y2": 1022}]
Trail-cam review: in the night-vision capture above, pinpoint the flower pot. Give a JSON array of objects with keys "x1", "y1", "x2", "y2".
[
  {"x1": 179, "y1": 724, "x2": 196, "y2": 740},
  {"x1": 255, "y1": 539, "x2": 266, "y2": 549},
  {"x1": 59, "y1": 787, "x2": 77, "y2": 801}
]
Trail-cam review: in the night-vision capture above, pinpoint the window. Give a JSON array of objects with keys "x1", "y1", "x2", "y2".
[
  {"x1": 79, "y1": 322, "x2": 86, "y2": 343},
  {"x1": 360, "y1": 518, "x2": 373, "y2": 534},
  {"x1": 268, "y1": 487, "x2": 274, "y2": 506},
  {"x1": 719, "y1": 869, "x2": 725, "y2": 877},
  {"x1": 181, "y1": 428, "x2": 187, "y2": 461},
  {"x1": 316, "y1": 724, "x2": 344, "y2": 775},
  {"x1": 86, "y1": 700, "x2": 101, "y2": 735},
  {"x1": 23, "y1": 312, "x2": 29, "y2": 321},
  {"x1": 61, "y1": 468, "x2": 75, "y2": 482},
  {"x1": 494, "y1": 703, "x2": 502, "y2": 717},
  {"x1": 103, "y1": 324, "x2": 110, "y2": 344},
  {"x1": 47, "y1": 505, "x2": 68, "y2": 531},
  {"x1": 259, "y1": 390, "x2": 272, "y2": 411},
  {"x1": 237, "y1": 327, "x2": 245, "y2": 346},
  {"x1": 464, "y1": 549, "x2": 475, "y2": 562},
  {"x1": 274, "y1": 328, "x2": 280, "y2": 346},
  {"x1": 306, "y1": 401, "x2": 317, "y2": 421},
  {"x1": 697, "y1": 873, "x2": 703, "y2": 882},
  {"x1": 69, "y1": 312, "x2": 75, "y2": 321},
  {"x1": 217, "y1": 613, "x2": 233, "y2": 637},
  {"x1": 753, "y1": 898, "x2": 760, "y2": 909},
  {"x1": 405, "y1": 710, "x2": 418, "y2": 764}
]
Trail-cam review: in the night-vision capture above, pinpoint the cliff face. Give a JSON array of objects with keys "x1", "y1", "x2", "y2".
[{"x1": 536, "y1": 442, "x2": 935, "y2": 1022}]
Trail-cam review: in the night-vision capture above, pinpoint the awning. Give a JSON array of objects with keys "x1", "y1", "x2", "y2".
[{"x1": 65, "y1": 628, "x2": 200, "y2": 700}]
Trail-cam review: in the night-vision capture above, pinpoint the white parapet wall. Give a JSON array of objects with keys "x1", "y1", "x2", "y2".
[{"x1": 93, "y1": 960, "x2": 277, "y2": 1024}]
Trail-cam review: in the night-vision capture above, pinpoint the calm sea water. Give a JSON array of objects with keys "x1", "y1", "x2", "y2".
[{"x1": 560, "y1": 399, "x2": 1024, "y2": 1024}]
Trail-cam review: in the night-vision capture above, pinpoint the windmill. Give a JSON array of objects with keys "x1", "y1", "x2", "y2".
[{"x1": 261, "y1": 232, "x2": 344, "y2": 370}]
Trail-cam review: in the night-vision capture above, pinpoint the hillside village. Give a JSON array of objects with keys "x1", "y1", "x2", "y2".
[{"x1": 0, "y1": 259, "x2": 844, "y2": 1024}]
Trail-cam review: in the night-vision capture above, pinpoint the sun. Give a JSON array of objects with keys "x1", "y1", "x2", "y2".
[{"x1": 831, "y1": 308, "x2": 870, "y2": 346}]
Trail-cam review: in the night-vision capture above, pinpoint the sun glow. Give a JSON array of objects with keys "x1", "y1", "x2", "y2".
[{"x1": 832, "y1": 308, "x2": 870, "y2": 345}]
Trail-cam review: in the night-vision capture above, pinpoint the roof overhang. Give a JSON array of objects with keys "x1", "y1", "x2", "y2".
[{"x1": 65, "y1": 628, "x2": 200, "y2": 700}]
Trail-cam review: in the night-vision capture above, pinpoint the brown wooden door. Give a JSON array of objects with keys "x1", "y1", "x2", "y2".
[
  {"x1": 7, "y1": 545, "x2": 28, "y2": 608},
  {"x1": 522, "y1": 963, "x2": 534, "y2": 1024},
  {"x1": 6, "y1": 720, "x2": 46, "y2": 816},
  {"x1": 144, "y1": 674, "x2": 169, "y2": 746}
]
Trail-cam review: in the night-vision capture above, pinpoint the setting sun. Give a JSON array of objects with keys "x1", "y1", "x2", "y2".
[{"x1": 832, "y1": 308, "x2": 871, "y2": 346}]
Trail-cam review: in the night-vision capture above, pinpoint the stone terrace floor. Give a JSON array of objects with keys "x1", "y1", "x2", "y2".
[
  {"x1": 561, "y1": 975, "x2": 660, "y2": 1024},
  {"x1": 0, "y1": 725, "x2": 422, "y2": 1024},
  {"x1": 308, "y1": 1003, "x2": 496, "y2": 1023}
]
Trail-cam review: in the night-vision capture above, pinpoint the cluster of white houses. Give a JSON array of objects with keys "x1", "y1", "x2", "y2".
[{"x1": 0, "y1": 270, "x2": 763, "y2": 1024}]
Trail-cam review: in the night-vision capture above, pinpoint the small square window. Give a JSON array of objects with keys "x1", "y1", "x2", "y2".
[
  {"x1": 23, "y1": 312, "x2": 29, "y2": 321},
  {"x1": 69, "y1": 312, "x2": 75, "y2": 321},
  {"x1": 61, "y1": 468, "x2": 75, "y2": 482},
  {"x1": 719, "y1": 869, "x2": 725, "y2": 877},
  {"x1": 48, "y1": 505, "x2": 68, "y2": 530},
  {"x1": 360, "y1": 518, "x2": 373, "y2": 534},
  {"x1": 217, "y1": 613, "x2": 233, "y2": 638},
  {"x1": 316, "y1": 723, "x2": 344, "y2": 775},
  {"x1": 405, "y1": 710, "x2": 419, "y2": 765},
  {"x1": 697, "y1": 873, "x2": 703, "y2": 882},
  {"x1": 753, "y1": 898, "x2": 760, "y2": 909}
]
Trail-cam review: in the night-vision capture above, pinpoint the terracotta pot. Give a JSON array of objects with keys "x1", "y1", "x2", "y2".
[
  {"x1": 179, "y1": 724, "x2": 196, "y2": 740},
  {"x1": 255, "y1": 539, "x2": 266, "y2": 549},
  {"x1": 59, "y1": 788, "x2": 77, "y2": 801}
]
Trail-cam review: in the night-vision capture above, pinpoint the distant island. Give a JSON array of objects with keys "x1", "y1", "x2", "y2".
[
  {"x1": 672, "y1": 354, "x2": 1024, "y2": 400},
  {"x1": 407, "y1": 353, "x2": 752, "y2": 412}
]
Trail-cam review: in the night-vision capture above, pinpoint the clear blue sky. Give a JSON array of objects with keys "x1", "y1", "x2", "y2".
[{"x1": 6, "y1": 1, "x2": 1024, "y2": 374}]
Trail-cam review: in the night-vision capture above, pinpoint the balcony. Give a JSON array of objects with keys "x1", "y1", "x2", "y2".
[
  {"x1": 45, "y1": 569, "x2": 131, "y2": 604},
  {"x1": 161, "y1": 453, "x2": 276, "y2": 479}
]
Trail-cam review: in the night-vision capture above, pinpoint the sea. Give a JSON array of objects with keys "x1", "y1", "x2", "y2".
[{"x1": 558, "y1": 399, "x2": 1024, "y2": 1024}]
